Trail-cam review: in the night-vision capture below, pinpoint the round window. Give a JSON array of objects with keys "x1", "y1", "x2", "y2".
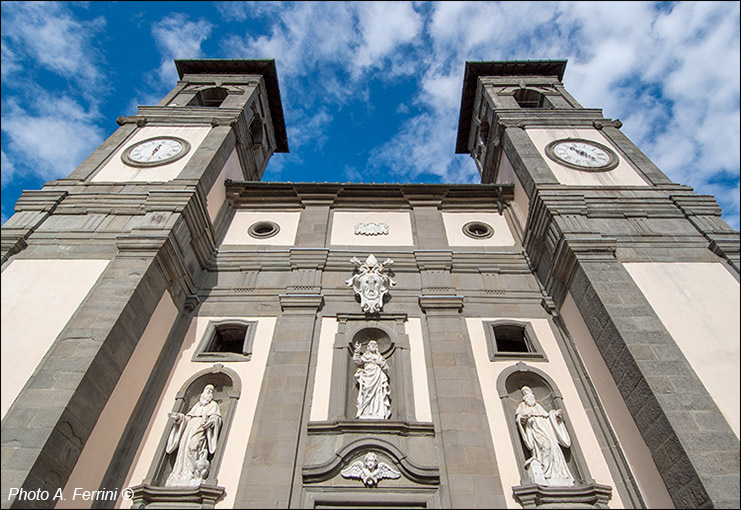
[
  {"x1": 462, "y1": 221, "x2": 494, "y2": 239},
  {"x1": 248, "y1": 221, "x2": 280, "y2": 239}
]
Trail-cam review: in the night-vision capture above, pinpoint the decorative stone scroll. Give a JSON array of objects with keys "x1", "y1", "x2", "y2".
[
  {"x1": 354, "y1": 222, "x2": 389, "y2": 236},
  {"x1": 345, "y1": 254, "x2": 395, "y2": 313},
  {"x1": 341, "y1": 452, "x2": 401, "y2": 487}
]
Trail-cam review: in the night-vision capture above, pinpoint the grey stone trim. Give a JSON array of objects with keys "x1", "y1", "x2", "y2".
[
  {"x1": 278, "y1": 294, "x2": 324, "y2": 312},
  {"x1": 97, "y1": 304, "x2": 199, "y2": 509},
  {"x1": 129, "y1": 483, "x2": 226, "y2": 509},
  {"x1": 301, "y1": 490, "x2": 439, "y2": 509},
  {"x1": 418, "y1": 295, "x2": 464, "y2": 313},
  {"x1": 301, "y1": 437, "x2": 440, "y2": 486},
  {"x1": 63, "y1": 123, "x2": 138, "y2": 181},
  {"x1": 1, "y1": 190, "x2": 67, "y2": 265},
  {"x1": 548, "y1": 314, "x2": 647, "y2": 508},
  {"x1": 599, "y1": 125, "x2": 673, "y2": 185},
  {"x1": 482, "y1": 320, "x2": 547, "y2": 361},
  {"x1": 512, "y1": 482, "x2": 612, "y2": 509},
  {"x1": 307, "y1": 420, "x2": 435, "y2": 436},
  {"x1": 499, "y1": 126, "x2": 559, "y2": 196},
  {"x1": 1, "y1": 253, "x2": 171, "y2": 509},
  {"x1": 569, "y1": 260, "x2": 739, "y2": 509},
  {"x1": 423, "y1": 313, "x2": 508, "y2": 507},
  {"x1": 232, "y1": 304, "x2": 320, "y2": 508},
  {"x1": 223, "y1": 180, "x2": 515, "y2": 211},
  {"x1": 192, "y1": 319, "x2": 257, "y2": 362}
]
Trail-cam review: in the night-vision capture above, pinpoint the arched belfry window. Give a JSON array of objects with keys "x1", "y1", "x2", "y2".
[
  {"x1": 187, "y1": 86, "x2": 228, "y2": 107},
  {"x1": 130, "y1": 364, "x2": 241, "y2": 508},
  {"x1": 514, "y1": 88, "x2": 552, "y2": 109},
  {"x1": 249, "y1": 114, "x2": 264, "y2": 148},
  {"x1": 479, "y1": 118, "x2": 490, "y2": 145}
]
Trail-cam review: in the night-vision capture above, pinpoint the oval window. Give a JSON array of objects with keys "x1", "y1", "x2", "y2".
[
  {"x1": 462, "y1": 221, "x2": 494, "y2": 239},
  {"x1": 248, "y1": 221, "x2": 280, "y2": 239}
]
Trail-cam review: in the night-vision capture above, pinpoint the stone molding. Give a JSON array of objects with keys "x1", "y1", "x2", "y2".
[
  {"x1": 306, "y1": 419, "x2": 434, "y2": 437},
  {"x1": 418, "y1": 295, "x2": 464, "y2": 312},
  {"x1": 278, "y1": 293, "x2": 324, "y2": 312},
  {"x1": 302, "y1": 437, "x2": 440, "y2": 486},
  {"x1": 129, "y1": 483, "x2": 226, "y2": 509},
  {"x1": 512, "y1": 482, "x2": 612, "y2": 509}
]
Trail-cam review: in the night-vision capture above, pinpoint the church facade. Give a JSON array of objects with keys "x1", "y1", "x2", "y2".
[{"x1": 1, "y1": 59, "x2": 738, "y2": 509}]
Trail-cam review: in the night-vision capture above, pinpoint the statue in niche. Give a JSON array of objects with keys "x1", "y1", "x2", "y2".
[
  {"x1": 341, "y1": 452, "x2": 401, "y2": 487},
  {"x1": 515, "y1": 385, "x2": 575, "y2": 487},
  {"x1": 165, "y1": 384, "x2": 223, "y2": 487},
  {"x1": 346, "y1": 254, "x2": 395, "y2": 313},
  {"x1": 352, "y1": 340, "x2": 391, "y2": 419}
]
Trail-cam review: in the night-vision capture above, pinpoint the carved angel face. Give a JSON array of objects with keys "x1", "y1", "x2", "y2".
[{"x1": 363, "y1": 452, "x2": 378, "y2": 470}]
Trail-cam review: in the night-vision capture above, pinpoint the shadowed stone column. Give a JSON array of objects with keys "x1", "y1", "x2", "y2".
[
  {"x1": 420, "y1": 296, "x2": 507, "y2": 508},
  {"x1": 1, "y1": 237, "x2": 178, "y2": 509},
  {"x1": 569, "y1": 257, "x2": 739, "y2": 509},
  {"x1": 233, "y1": 294, "x2": 322, "y2": 508}
]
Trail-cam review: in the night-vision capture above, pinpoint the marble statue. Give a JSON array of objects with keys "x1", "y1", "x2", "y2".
[
  {"x1": 341, "y1": 452, "x2": 401, "y2": 487},
  {"x1": 515, "y1": 385, "x2": 575, "y2": 487},
  {"x1": 165, "y1": 384, "x2": 223, "y2": 487},
  {"x1": 346, "y1": 254, "x2": 395, "y2": 313},
  {"x1": 352, "y1": 340, "x2": 391, "y2": 419}
]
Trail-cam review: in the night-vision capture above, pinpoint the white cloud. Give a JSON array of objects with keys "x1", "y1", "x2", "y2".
[
  {"x1": 0, "y1": 2, "x2": 106, "y2": 95},
  {"x1": 366, "y1": 1, "x2": 739, "y2": 228},
  {"x1": 1, "y1": 97, "x2": 104, "y2": 182},
  {"x1": 1, "y1": 150, "x2": 16, "y2": 186},
  {"x1": 151, "y1": 13, "x2": 214, "y2": 86},
  {"x1": 354, "y1": 2, "x2": 422, "y2": 73}
]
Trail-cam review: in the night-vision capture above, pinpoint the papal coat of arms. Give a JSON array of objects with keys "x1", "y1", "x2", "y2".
[{"x1": 345, "y1": 254, "x2": 395, "y2": 313}]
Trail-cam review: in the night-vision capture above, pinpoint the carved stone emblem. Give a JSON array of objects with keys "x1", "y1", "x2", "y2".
[
  {"x1": 354, "y1": 222, "x2": 389, "y2": 236},
  {"x1": 341, "y1": 452, "x2": 401, "y2": 487},
  {"x1": 346, "y1": 254, "x2": 395, "y2": 313}
]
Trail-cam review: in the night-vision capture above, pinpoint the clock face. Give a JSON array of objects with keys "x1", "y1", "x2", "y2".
[
  {"x1": 545, "y1": 138, "x2": 618, "y2": 171},
  {"x1": 121, "y1": 136, "x2": 191, "y2": 167}
]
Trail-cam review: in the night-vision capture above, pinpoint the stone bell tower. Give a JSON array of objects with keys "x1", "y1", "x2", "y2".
[
  {"x1": 456, "y1": 60, "x2": 740, "y2": 509},
  {"x1": 0, "y1": 59, "x2": 288, "y2": 508}
]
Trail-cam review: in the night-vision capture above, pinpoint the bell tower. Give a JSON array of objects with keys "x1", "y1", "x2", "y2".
[
  {"x1": 0, "y1": 60, "x2": 288, "y2": 508},
  {"x1": 456, "y1": 60, "x2": 740, "y2": 509}
]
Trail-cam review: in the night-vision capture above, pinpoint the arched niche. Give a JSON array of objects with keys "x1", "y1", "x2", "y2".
[
  {"x1": 496, "y1": 362, "x2": 592, "y2": 487},
  {"x1": 324, "y1": 314, "x2": 420, "y2": 429},
  {"x1": 145, "y1": 364, "x2": 241, "y2": 488}
]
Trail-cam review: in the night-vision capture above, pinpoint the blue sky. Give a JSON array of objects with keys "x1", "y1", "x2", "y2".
[{"x1": 2, "y1": 1, "x2": 739, "y2": 229}]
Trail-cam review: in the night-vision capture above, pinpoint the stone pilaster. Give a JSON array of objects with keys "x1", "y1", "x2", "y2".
[{"x1": 233, "y1": 295, "x2": 323, "y2": 508}]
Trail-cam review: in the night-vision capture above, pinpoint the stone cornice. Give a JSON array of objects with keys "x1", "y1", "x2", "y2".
[
  {"x1": 278, "y1": 293, "x2": 324, "y2": 312},
  {"x1": 418, "y1": 295, "x2": 464, "y2": 312},
  {"x1": 225, "y1": 181, "x2": 515, "y2": 209}
]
